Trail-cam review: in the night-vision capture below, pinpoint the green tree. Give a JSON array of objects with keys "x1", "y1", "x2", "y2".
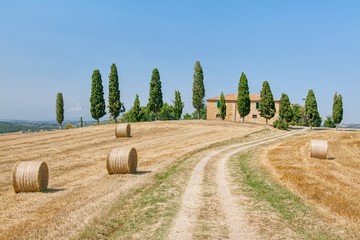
[
  {"x1": 159, "y1": 103, "x2": 175, "y2": 120},
  {"x1": 279, "y1": 93, "x2": 293, "y2": 123},
  {"x1": 172, "y1": 90, "x2": 184, "y2": 120},
  {"x1": 191, "y1": 105, "x2": 207, "y2": 120},
  {"x1": 192, "y1": 60, "x2": 205, "y2": 119},
  {"x1": 332, "y1": 92, "x2": 343, "y2": 130},
  {"x1": 90, "y1": 69, "x2": 106, "y2": 125},
  {"x1": 305, "y1": 89, "x2": 322, "y2": 129},
  {"x1": 108, "y1": 63, "x2": 125, "y2": 123},
  {"x1": 259, "y1": 81, "x2": 276, "y2": 125},
  {"x1": 80, "y1": 116, "x2": 83, "y2": 127},
  {"x1": 219, "y1": 92, "x2": 226, "y2": 120},
  {"x1": 148, "y1": 68, "x2": 163, "y2": 120},
  {"x1": 131, "y1": 94, "x2": 144, "y2": 122},
  {"x1": 292, "y1": 104, "x2": 307, "y2": 126},
  {"x1": 324, "y1": 116, "x2": 336, "y2": 128},
  {"x1": 237, "y1": 72, "x2": 250, "y2": 122},
  {"x1": 56, "y1": 92, "x2": 64, "y2": 130}
]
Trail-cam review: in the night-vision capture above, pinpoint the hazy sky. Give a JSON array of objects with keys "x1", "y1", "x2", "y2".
[{"x1": 0, "y1": 1, "x2": 359, "y2": 123}]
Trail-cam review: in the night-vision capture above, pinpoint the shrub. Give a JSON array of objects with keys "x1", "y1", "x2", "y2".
[
  {"x1": 64, "y1": 123, "x2": 76, "y2": 130},
  {"x1": 324, "y1": 116, "x2": 336, "y2": 128},
  {"x1": 183, "y1": 113, "x2": 193, "y2": 120},
  {"x1": 273, "y1": 119, "x2": 289, "y2": 130}
]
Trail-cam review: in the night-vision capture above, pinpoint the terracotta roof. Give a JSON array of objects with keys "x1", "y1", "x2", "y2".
[{"x1": 207, "y1": 93, "x2": 261, "y2": 102}]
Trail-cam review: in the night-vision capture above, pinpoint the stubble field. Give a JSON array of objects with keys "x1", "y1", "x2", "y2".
[
  {"x1": 1, "y1": 121, "x2": 359, "y2": 239},
  {"x1": 0, "y1": 120, "x2": 263, "y2": 239}
]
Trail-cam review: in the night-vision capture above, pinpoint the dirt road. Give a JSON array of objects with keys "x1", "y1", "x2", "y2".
[{"x1": 168, "y1": 128, "x2": 307, "y2": 239}]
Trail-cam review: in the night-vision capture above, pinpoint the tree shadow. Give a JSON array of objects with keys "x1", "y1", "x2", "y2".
[
  {"x1": 327, "y1": 157, "x2": 336, "y2": 160},
  {"x1": 131, "y1": 170, "x2": 152, "y2": 175}
]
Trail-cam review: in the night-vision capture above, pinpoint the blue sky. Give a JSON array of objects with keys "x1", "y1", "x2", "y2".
[{"x1": 0, "y1": 1, "x2": 359, "y2": 123}]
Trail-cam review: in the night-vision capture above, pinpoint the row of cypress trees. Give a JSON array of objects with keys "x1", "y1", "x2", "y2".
[
  {"x1": 90, "y1": 64, "x2": 125, "y2": 125},
  {"x1": 123, "y1": 61, "x2": 204, "y2": 122},
  {"x1": 218, "y1": 72, "x2": 343, "y2": 129},
  {"x1": 56, "y1": 60, "x2": 206, "y2": 127},
  {"x1": 235, "y1": 72, "x2": 277, "y2": 125}
]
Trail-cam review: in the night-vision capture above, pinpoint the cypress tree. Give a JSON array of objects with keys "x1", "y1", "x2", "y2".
[
  {"x1": 148, "y1": 68, "x2": 163, "y2": 120},
  {"x1": 173, "y1": 90, "x2": 184, "y2": 120},
  {"x1": 305, "y1": 89, "x2": 322, "y2": 129},
  {"x1": 56, "y1": 92, "x2": 64, "y2": 130},
  {"x1": 237, "y1": 72, "x2": 250, "y2": 122},
  {"x1": 131, "y1": 94, "x2": 144, "y2": 122},
  {"x1": 192, "y1": 61, "x2": 205, "y2": 119},
  {"x1": 332, "y1": 92, "x2": 343, "y2": 130},
  {"x1": 279, "y1": 93, "x2": 293, "y2": 123},
  {"x1": 108, "y1": 63, "x2": 124, "y2": 123},
  {"x1": 259, "y1": 81, "x2": 276, "y2": 125},
  {"x1": 219, "y1": 92, "x2": 227, "y2": 120},
  {"x1": 80, "y1": 116, "x2": 83, "y2": 127},
  {"x1": 90, "y1": 69, "x2": 106, "y2": 125}
]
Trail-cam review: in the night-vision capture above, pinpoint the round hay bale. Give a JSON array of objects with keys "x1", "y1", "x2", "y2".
[
  {"x1": 310, "y1": 140, "x2": 328, "y2": 159},
  {"x1": 115, "y1": 123, "x2": 131, "y2": 138},
  {"x1": 107, "y1": 147, "x2": 137, "y2": 174},
  {"x1": 13, "y1": 161, "x2": 49, "y2": 193}
]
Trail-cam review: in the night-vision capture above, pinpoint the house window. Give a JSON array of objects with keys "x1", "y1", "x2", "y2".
[
  {"x1": 216, "y1": 101, "x2": 220, "y2": 108},
  {"x1": 252, "y1": 114, "x2": 257, "y2": 119},
  {"x1": 256, "y1": 102, "x2": 260, "y2": 109},
  {"x1": 216, "y1": 113, "x2": 220, "y2": 118}
]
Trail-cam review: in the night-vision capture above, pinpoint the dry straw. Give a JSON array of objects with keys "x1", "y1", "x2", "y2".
[
  {"x1": 310, "y1": 140, "x2": 328, "y2": 159},
  {"x1": 115, "y1": 123, "x2": 131, "y2": 138},
  {"x1": 107, "y1": 147, "x2": 137, "y2": 174},
  {"x1": 13, "y1": 161, "x2": 49, "y2": 193}
]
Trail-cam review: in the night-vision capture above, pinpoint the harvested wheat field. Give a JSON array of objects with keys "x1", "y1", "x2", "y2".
[
  {"x1": 263, "y1": 129, "x2": 360, "y2": 234},
  {"x1": 0, "y1": 120, "x2": 266, "y2": 240}
]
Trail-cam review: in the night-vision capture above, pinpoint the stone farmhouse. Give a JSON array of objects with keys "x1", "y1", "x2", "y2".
[{"x1": 206, "y1": 93, "x2": 280, "y2": 124}]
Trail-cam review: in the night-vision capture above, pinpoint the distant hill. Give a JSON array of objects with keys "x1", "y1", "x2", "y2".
[
  {"x1": 0, "y1": 121, "x2": 59, "y2": 134},
  {"x1": 0, "y1": 120, "x2": 100, "y2": 134},
  {"x1": 341, "y1": 124, "x2": 360, "y2": 129}
]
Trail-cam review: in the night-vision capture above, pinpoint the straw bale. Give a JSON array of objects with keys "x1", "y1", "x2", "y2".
[
  {"x1": 310, "y1": 140, "x2": 328, "y2": 159},
  {"x1": 107, "y1": 147, "x2": 137, "y2": 174},
  {"x1": 115, "y1": 123, "x2": 131, "y2": 138},
  {"x1": 13, "y1": 161, "x2": 49, "y2": 193}
]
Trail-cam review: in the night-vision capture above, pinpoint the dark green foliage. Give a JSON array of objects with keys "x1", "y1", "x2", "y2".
[
  {"x1": 90, "y1": 69, "x2": 106, "y2": 125},
  {"x1": 279, "y1": 93, "x2": 293, "y2": 123},
  {"x1": 148, "y1": 68, "x2": 163, "y2": 120},
  {"x1": 192, "y1": 61, "x2": 205, "y2": 119},
  {"x1": 56, "y1": 92, "x2": 64, "y2": 130},
  {"x1": 159, "y1": 103, "x2": 175, "y2": 120},
  {"x1": 183, "y1": 113, "x2": 193, "y2": 120},
  {"x1": 108, "y1": 63, "x2": 125, "y2": 123},
  {"x1": 292, "y1": 104, "x2": 307, "y2": 126},
  {"x1": 273, "y1": 119, "x2": 289, "y2": 130},
  {"x1": 191, "y1": 105, "x2": 207, "y2": 120},
  {"x1": 172, "y1": 90, "x2": 184, "y2": 120},
  {"x1": 305, "y1": 89, "x2": 322, "y2": 129},
  {"x1": 237, "y1": 72, "x2": 250, "y2": 122},
  {"x1": 324, "y1": 116, "x2": 336, "y2": 128},
  {"x1": 259, "y1": 81, "x2": 276, "y2": 125},
  {"x1": 219, "y1": 92, "x2": 226, "y2": 120},
  {"x1": 332, "y1": 92, "x2": 343, "y2": 129},
  {"x1": 123, "y1": 94, "x2": 144, "y2": 122},
  {"x1": 80, "y1": 117, "x2": 83, "y2": 127}
]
